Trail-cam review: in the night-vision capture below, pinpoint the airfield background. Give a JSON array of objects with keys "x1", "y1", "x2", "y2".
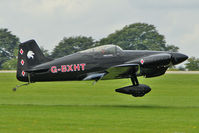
[
  {"x1": 0, "y1": 0, "x2": 199, "y2": 132},
  {"x1": 0, "y1": 72, "x2": 198, "y2": 132}
]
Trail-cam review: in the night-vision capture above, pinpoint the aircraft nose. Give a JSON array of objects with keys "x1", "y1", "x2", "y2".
[{"x1": 171, "y1": 52, "x2": 188, "y2": 65}]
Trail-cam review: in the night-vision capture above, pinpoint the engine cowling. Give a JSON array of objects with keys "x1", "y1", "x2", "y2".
[
  {"x1": 127, "y1": 53, "x2": 172, "y2": 68},
  {"x1": 141, "y1": 66, "x2": 168, "y2": 78}
]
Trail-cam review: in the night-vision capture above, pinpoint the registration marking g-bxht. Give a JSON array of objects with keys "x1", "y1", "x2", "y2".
[{"x1": 51, "y1": 63, "x2": 86, "y2": 73}]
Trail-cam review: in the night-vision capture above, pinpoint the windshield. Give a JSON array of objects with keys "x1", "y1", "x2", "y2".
[{"x1": 79, "y1": 45, "x2": 123, "y2": 55}]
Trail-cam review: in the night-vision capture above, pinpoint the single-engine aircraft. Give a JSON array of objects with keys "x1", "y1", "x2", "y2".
[{"x1": 14, "y1": 40, "x2": 188, "y2": 97}]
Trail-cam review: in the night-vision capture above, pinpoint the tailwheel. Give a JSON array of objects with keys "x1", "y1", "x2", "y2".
[
  {"x1": 13, "y1": 73, "x2": 31, "y2": 91},
  {"x1": 13, "y1": 82, "x2": 30, "y2": 91}
]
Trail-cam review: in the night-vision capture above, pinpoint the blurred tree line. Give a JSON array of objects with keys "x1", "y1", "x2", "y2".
[
  {"x1": 185, "y1": 57, "x2": 199, "y2": 71},
  {"x1": 0, "y1": 23, "x2": 198, "y2": 70},
  {"x1": 0, "y1": 29, "x2": 20, "y2": 69}
]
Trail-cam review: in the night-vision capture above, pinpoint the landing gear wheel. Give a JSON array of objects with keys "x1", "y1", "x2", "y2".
[{"x1": 12, "y1": 73, "x2": 31, "y2": 91}]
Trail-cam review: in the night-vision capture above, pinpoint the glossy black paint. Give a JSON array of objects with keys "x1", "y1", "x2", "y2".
[{"x1": 16, "y1": 40, "x2": 188, "y2": 83}]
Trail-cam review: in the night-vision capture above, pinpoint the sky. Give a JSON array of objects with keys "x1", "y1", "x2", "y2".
[{"x1": 0, "y1": 0, "x2": 199, "y2": 57}]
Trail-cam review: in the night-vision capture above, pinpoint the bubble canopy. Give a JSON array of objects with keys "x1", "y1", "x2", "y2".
[{"x1": 79, "y1": 45, "x2": 123, "y2": 55}]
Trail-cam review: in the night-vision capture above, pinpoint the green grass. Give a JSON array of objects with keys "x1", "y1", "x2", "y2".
[{"x1": 0, "y1": 73, "x2": 199, "y2": 133}]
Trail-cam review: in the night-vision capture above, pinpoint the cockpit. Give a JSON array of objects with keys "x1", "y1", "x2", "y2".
[{"x1": 79, "y1": 45, "x2": 123, "y2": 56}]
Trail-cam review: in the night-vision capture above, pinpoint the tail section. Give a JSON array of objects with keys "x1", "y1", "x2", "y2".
[{"x1": 16, "y1": 40, "x2": 50, "y2": 82}]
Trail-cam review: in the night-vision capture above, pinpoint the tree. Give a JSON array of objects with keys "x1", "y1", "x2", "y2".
[
  {"x1": 51, "y1": 36, "x2": 94, "y2": 58},
  {"x1": 99, "y1": 23, "x2": 179, "y2": 52},
  {"x1": 1, "y1": 49, "x2": 18, "y2": 70},
  {"x1": 185, "y1": 57, "x2": 199, "y2": 71},
  {"x1": 0, "y1": 28, "x2": 20, "y2": 69},
  {"x1": 40, "y1": 46, "x2": 50, "y2": 57},
  {"x1": 165, "y1": 45, "x2": 179, "y2": 52}
]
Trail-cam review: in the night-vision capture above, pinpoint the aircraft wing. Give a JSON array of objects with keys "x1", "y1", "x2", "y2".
[
  {"x1": 83, "y1": 64, "x2": 139, "y2": 81},
  {"x1": 102, "y1": 64, "x2": 139, "y2": 80}
]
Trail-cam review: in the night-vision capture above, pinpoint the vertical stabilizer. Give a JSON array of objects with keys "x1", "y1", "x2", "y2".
[{"x1": 16, "y1": 40, "x2": 50, "y2": 82}]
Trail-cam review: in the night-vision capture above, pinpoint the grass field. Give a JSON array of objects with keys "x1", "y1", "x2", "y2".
[{"x1": 0, "y1": 73, "x2": 199, "y2": 133}]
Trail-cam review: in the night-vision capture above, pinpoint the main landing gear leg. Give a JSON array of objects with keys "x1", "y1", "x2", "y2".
[{"x1": 131, "y1": 74, "x2": 139, "y2": 86}]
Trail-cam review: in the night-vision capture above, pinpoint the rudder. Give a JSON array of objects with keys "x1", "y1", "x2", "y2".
[{"x1": 16, "y1": 40, "x2": 50, "y2": 82}]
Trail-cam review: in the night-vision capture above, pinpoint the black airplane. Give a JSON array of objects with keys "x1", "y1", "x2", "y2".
[{"x1": 14, "y1": 40, "x2": 188, "y2": 97}]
